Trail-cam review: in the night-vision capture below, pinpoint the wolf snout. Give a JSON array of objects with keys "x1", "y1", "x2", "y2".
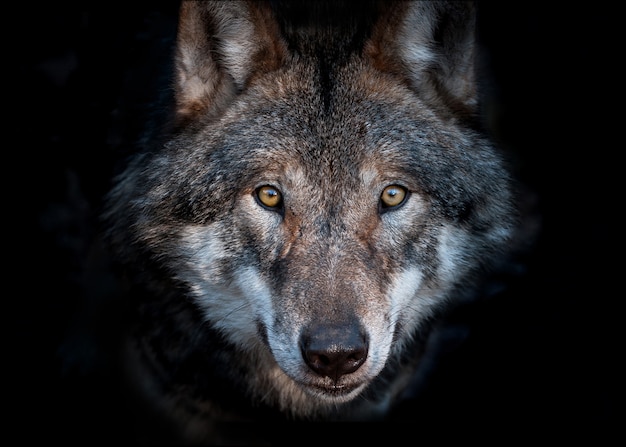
[{"x1": 299, "y1": 323, "x2": 369, "y2": 381}]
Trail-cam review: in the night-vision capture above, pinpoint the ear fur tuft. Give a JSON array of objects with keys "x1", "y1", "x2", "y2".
[
  {"x1": 174, "y1": 0, "x2": 287, "y2": 124},
  {"x1": 366, "y1": 1, "x2": 478, "y2": 121}
]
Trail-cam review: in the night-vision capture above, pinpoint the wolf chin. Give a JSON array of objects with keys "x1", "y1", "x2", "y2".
[{"x1": 104, "y1": 0, "x2": 522, "y2": 440}]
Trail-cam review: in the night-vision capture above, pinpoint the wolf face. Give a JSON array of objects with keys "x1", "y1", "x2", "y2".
[{"x1": 105, "y1": 0, "x2": 519, "y2": 431}]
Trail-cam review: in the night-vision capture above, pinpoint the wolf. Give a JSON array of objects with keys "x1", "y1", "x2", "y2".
[{"x1": 103, "y1": 0, "x2": 523, "y2": 443}]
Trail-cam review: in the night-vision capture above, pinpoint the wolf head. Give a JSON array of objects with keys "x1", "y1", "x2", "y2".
[{"x1": 105, "y1": 0, "x2": 518, "y2": 420}]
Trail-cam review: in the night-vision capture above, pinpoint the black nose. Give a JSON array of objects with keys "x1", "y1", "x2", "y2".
[{"x1": 300, "y1": 323, "x2": 368, "y2": 381}]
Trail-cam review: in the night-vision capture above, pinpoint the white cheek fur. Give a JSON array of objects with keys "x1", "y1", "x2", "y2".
[{"x1": 177, "y1": 225, "x2": 272, "y2": 350}]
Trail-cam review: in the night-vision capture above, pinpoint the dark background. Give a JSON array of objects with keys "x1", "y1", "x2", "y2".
[{"x1": 13, "y1": 1, "x2": 620, "y2": 444}]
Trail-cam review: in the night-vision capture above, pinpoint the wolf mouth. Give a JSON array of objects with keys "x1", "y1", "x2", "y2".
[{"x1": 302, "y1": 381, "x2": 366, "y2": 400}]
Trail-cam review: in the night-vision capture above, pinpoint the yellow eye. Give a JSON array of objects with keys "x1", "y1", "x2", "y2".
[
  {"x1": 256, "y1": 185, "x2": 283, "y2": 209},
  {"x1": 380, "y1": 185, "x2": 407, "y2": 210}
]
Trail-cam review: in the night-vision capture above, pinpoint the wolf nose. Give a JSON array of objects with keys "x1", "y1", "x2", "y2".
[{"x1": 300, "y1": 324, "x2": 368, "y2": 380}]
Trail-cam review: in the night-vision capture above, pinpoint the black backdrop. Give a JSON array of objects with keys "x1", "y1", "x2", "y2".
[{"x1": 14, "y1": 1, "x2": 619, "y2": 444}]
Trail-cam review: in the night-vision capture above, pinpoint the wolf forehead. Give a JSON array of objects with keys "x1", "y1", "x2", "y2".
[
  {"x1": 195, "y1": 69, "x2": 439, "y2": 180},
  {"x1": 180, "y1": 54, "x2": 460, "y2": 162}
]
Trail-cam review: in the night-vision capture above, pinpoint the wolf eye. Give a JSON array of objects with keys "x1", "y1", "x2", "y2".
[
  {"x1": 380, "y1": 185, "x2": 407, "y2": 211},
  {"x1": 255, "y1": 185, "x2": 283, "y2": 210}
]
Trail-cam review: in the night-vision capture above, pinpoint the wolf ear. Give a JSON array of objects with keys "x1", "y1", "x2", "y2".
[
  {"x1": 367, "y1": 0, "x2": 478, "y2": 120},
  {"x1": 173, "y1": 1, "x2": 287, "y2": 124}
]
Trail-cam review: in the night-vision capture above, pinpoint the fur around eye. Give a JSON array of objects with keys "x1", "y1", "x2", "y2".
[{"x1": 380, "y1": 185, "x2": 408, "y2": 211}]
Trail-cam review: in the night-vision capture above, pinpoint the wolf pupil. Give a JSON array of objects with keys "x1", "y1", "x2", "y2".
[{"x1": 256, "y1": 185, "x2": 282, "y2": 209}]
